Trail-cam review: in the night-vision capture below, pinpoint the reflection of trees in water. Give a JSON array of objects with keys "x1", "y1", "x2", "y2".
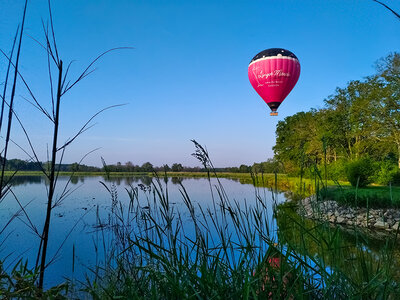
[
  {"x1": 8, "y1": 175, "x2": 88, "y2": 186},
  {"x1": 103, "y1": 176, "x2": 153, "y2": 186},
  {"x1": 69, "y1": 176, "x2": 85, "y2": 185},
  {"x1": 171, "y1": 177, "x2": 183, "y2": 185},
  {"x1": 276, "y1": 204, "x2": 400, "y2": 282},
  {"x1": 102, "y1": 176, "x2": 193, "y2": 186},
  {"x1": 8, "y1": 174, "x2": 202, "y2": 190},
  {"x1": 8, "y1": 176, "x2": 43, "y2": 187}
]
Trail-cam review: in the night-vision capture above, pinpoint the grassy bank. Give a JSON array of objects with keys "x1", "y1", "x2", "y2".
[{"x1": 323, "y1": 185, "x2": 400, "y2": 208}]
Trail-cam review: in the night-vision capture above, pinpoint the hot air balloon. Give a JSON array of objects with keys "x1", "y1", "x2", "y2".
[{"x1": 248, "y1": 48, "x2": 300, "y2": 116}]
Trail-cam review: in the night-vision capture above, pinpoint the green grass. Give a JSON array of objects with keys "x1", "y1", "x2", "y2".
[{"x1": 323, "y1": 185, "x2": 400, "y2": 208}]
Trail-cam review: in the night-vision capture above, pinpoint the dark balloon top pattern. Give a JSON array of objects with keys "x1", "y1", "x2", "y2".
[{"x1": 250, "y1": 48, "x2": 298, "y2": 64}]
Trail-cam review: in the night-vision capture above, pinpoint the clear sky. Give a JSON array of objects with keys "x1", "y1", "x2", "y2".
[{"x1": 0, "y1": 0, "x2": 399, "y2": 167}]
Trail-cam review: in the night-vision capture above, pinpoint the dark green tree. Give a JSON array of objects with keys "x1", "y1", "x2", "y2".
[
  {"x1": 141, "y1": 162, "x2": 154, "y2": 172},
  {"x1": 171, "y1": 163, "x2": 183, "y2": 172}
]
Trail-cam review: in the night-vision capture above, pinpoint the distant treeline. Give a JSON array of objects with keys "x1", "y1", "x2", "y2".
[
  {"x1": 272, "y1": 52, "x2": 400, "y2": 186},
  {"x1": 2, "y1": 158, "x2": 282, "y2": 174}
]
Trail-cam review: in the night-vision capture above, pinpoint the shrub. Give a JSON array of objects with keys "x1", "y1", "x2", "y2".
[
  {"x1": 326, "y1": 160, "x2": 348, "y2": 181},
  {"x1": 373, "y1": 160, "x2": 397, "y2": 185},
  {"x1": 391, "y1": 170, "x2": 400, "y2": 186},
  {"x1": 346, "y1": 158, "x2": 374, "y2": 187}
]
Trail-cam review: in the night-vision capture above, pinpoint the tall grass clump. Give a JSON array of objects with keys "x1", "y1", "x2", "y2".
[{"x1": 84, "y1": 143, "x2": 307, "y2": 298}]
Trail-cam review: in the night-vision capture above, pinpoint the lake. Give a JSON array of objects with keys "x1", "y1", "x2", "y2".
[
  {"x1": 0, "y1": 175, "x2": 285, "y2": 288},
  {"x1": 1, "y1": 175, "x2": 400, "y2": 292}
]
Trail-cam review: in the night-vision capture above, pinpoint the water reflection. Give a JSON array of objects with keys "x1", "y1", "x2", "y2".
[
  {"x1": 1, "y1": 175, "x2": 278, "y2": 288},
  {"x1": 276, "y1": 203, "x2": 400, "y2": 283},
  {"x1": 7, "y1": 175, "x2": 243, "y2": 188},
  {"x1": 4, "y1": 175, "x2": 43, "y2": 186}
]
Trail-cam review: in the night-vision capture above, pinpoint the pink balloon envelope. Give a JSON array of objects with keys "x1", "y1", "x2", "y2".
[{"x1": 248, "y1": 48, "x2": 300, "y2": 116}]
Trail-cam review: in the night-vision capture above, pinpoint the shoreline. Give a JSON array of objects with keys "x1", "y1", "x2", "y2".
[{"x1": 299, "y1": 196, "x2": 400, "y2": 233}]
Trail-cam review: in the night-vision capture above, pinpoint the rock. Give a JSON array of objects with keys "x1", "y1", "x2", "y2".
[
  {"x1": 337, "y1": 216, "x2": 345, "y2": 224},
  {"x1": 347, "y1": 220, "x2": 353, "y2": 226},
  {"x1": 374, "y1": 221, "x2": 389, "y2": 230},
  {"x1": 329, "y1": 216, "x2": 336, "y2": 223},
  {"x1": 392, "y1": 222, "x2": 400, "y2": 230},
  {"x1": 360, "y1": 221, "x2": 368, "y2": 228}
]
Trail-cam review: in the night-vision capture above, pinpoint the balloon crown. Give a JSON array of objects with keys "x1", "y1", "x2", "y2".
[{"x1": 250, "y1": 48, "x2": 298, "y2": 64}]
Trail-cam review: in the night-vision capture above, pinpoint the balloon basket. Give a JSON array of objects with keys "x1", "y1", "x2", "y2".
[{"x1": 270, "y1": 112, "x2": 278, "y2": 116}]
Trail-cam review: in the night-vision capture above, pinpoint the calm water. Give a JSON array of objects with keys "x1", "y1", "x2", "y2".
[{"x1": 0, "y1": 175, "x2": 285, "y2": 288}]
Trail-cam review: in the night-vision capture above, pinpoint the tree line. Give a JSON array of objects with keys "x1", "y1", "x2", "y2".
[
  {"x1": 2, "y1": 158, "x2": 270, "y2": 174},
  {"x1": 272, "y1": 52, "x2": 400, "y2": 185}
]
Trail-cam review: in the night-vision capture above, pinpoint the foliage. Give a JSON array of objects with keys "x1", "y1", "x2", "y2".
[
  {"x1": 0, "y1": 261, "x2": 68, "y2": 299},
  {"x1": 325, "y1": 159, "x2": 348, "y2": 181},
  {"x1": 323, "y1": 185, "x2": 400, "y2": 208},
  {"x1": 373, "y1": 159, "x2": 399, "y2": 185},
  {"x1": 171, "y1": 163, "x2": 184, "y2": 172},
  {"x1": 273, "y1": 52, "x2": 400, "y2": 185},
  {"x1": 252, "y1": 158, "x2": 284, "y2": 174},
  {"x1": 346, "y1": 158, "x2": 374, "y2": 187}
]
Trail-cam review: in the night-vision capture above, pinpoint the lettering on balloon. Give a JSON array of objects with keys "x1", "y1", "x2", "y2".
[{"x1": 252, "y1": 67, "x2": 291, "y2": 87}]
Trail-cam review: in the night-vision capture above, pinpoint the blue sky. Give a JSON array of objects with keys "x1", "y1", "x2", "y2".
[{"x1": 0, "y1": 0, "x2": 399, "y2": 167}]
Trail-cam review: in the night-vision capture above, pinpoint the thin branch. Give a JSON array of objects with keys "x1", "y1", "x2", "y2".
[
  {"x1": 10, "y1": 190, "x2": 39, "y2": 236},
  {"x1": 60, "y1": 60, "x2": 75, "y2": 93},
  {"x1": 57, "y1": 104, "x2": 126, "y2": 152},
  {"x1": 21, "y1": 95, "x2": 52, "y2": 121},
  {"x1": 56, "y1": 147, "x2": 100, "y2": 205},
  {"x1": 373, "y1": 0, "x2": 400, "y2": 19},
  {"x1": 45, "y1": 208, "x2": 91, "y2": 269},
  {"x1": 25, "y1": 31, "x2": 57, "y2": 65},
  {"x1": 41, "y1": 20, "x2": 57, "y2": 65},
  {"x1": 48, "y1": 0, "x2": 60, "y2": 64},
  {"x1": 0, "y1": 26, "x2": 19, "y2": 135},
  {"x1": 0, "y1": 204, "x2": 22, "y2": 236},
  {"x1": 62, "y1": 47, "x2": 133, "y2": 95},
  {"x1": 46, "y1": 30, "x2": 55, "y2": 119},
  {"x1": 3, "y1": 100, "x2": 48, "y2": 176},
  {"x1": 0, "y1": 49, "x2": 52, "y2": 122},
  {"x1": 0, "y1": 0, "x2": 28, "y2": 197}
]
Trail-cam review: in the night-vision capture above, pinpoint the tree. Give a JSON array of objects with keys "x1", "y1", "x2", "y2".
[
  {"x1": 141, "y1": 162, "x2": 154, "y2": 172},
  {"x1": 370, "y1": 53, "x2": 400, "y2": 167},
  {"x1": 70, "y1": 163, "x2": 79, "y2": 172},
  {"x1": 171, "y1": 163, "x2": 183, "y2": 172},
  {"x1": 239, "y1": 164, "x2": 251, "y2": 173},
  {"x1": 273, "y1": 111, "x2": 323, "y2": 171}
]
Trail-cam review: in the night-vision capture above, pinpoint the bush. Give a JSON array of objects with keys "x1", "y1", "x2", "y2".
[
  {"x1": 326, "y1": 160, "x2": 348, "y2": 181},
  {"x1": 373, "y1": 160, "x2": 397, "y2": 185},
  {"x1": 391, "y1": 170, "x2": 400, "y2": 186},
  {"x1": 346, "y1": 158, "x2": 374, "y2": 187}
]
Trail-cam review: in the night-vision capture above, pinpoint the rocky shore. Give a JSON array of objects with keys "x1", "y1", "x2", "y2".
[{"x1": 299, "y1": 196, "x2": 400, "y2": 232}]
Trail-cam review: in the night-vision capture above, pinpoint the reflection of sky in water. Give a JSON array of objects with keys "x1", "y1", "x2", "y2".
[{"x1": 0, "y1": 176, "x2": 284, "y2": 288}]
